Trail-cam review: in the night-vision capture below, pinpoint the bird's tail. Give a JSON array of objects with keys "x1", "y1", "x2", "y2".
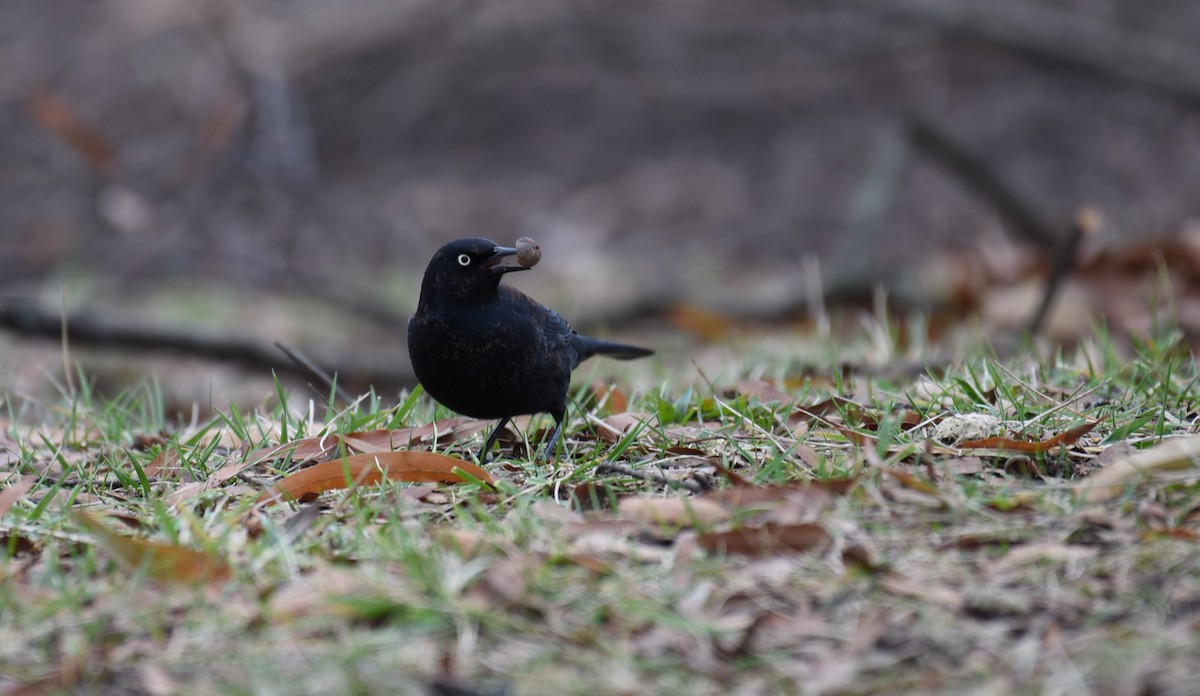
[{"x1": 575, "y1": 337, "x2": 654, "y2": 362}]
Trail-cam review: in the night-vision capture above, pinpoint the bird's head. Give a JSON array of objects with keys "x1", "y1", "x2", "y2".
[{"x1": 418, "y1": 237, "x2": 528, "y2": 305}]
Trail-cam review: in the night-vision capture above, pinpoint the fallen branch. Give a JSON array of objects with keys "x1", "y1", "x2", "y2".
[{"x1": 0, "y1": 299, "x2": 416, "y2": 392}]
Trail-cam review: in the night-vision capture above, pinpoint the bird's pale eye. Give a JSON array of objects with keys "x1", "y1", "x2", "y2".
[{"x1": 457, "y1": 254, "x2": 471, "y2": 267}]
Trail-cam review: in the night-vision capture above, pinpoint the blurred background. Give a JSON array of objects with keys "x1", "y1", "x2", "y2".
[{"x1": 2, "y1": 0, "x2": 1200, "y2": 409}]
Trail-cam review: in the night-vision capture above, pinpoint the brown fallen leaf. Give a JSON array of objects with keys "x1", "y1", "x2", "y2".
[
  {"x1": 586, "y1": 383, "x2": 629, "y2": 415},
  {"x1": 733, "y1": 380, "x2": 794, "y2": 405},
  {"x1": 697, "y1": 522, "x2": 831, "y2": 556},
  {"x1": 959, "y1": 421, "x2": 1097, "y2": 453},
  {"x1": 1078, "y1": 433, "x2": 1200, "y2": 502},
  {"x1": 255, "y1": 451, "x2": 495, "y2": 506},
  {"x1": 793, "y1": 443, "x2": 824, "y2": 469},
  {"x1": 786, "y1": 397, "x2": 843, "y2": 427},
  {"x1": 73, "y1": 510, "x2": 231, "y2": 585},
  {"x1": 570, "y1": 481, "x2": 620, "y2": 512},
  {"x1": 243, "y1": 436, "x2": 340, "y2": 467},
  {"x1": 617, "y1": 497, "x2": 731, "y2": 528},
  {"x1": 1145, "y1": 528, "x2": 1200, "y2": 542},
  {"x1": 700, "y1": 483, "x2": 838, "y2": 510},
  {"x1": 879, "y1": 467, "x2": 943, "y2": 499},
  {"x1": 940, "y1": 456, "x2": 985, "y2": 475},
  {"x1": 339, "y1": 432, "x2": 401, "y2": 454},
  {"x1": 860, "y1": 409, "x2": 924, "y2": 432},
  {"x1": 827, "y1": 420, "x2": 877, "y2": 448},
  {"x1": 709, "y1": 459, "x2": 754, "y2": 487},
  {"x1": 350, "y1": 419, "x2": 490, "y2": 449},
  {"x1": 166, "y1": 438, "x2": 302, "y2": 506},
  {"x1": 0, "y1": 476, "x2": 35, "y2": 518},
  {"x1": 267, "y1": 564, "x2": 376, "y2": 620},
  {"x1": 143, "y1": 446, "x2": 182, "y2": 480},
  {"x1": 565, "y1": 553, "x2": 614, "y2": 574},
  {"x1": 593, "y1": 412, "x2": 653, "y2": 444},
  {"x1": 244, "y1": 419, "x2": 491, "y2": 466},
  {"x1": 0, "y1": 533, "x2": 38, "y2": 556}
]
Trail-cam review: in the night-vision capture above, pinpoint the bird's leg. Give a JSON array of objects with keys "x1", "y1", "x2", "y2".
[
  {"x1": 541, "y1": 410, "x2": 567, "y2": 461},
  {"x1": 478, "y1": 416, "x2": 511, "y2": 463}
]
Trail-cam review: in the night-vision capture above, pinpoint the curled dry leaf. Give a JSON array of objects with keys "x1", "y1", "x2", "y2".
[
  {"x1": 73, "y1": 510, "x2": 231, "y2": 585},
  {"x1": 958, "y1": 421, "x2": 1097, "y2": 453},
  {"x1": 1078, "y1": 433, "x2": 1200, "y2": 502},
  {"x1": 255, "y1": 451, "x2": 495, "y2": 506}
]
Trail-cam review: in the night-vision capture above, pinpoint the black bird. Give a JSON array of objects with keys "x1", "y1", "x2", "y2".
[{"x1": 407, "y1": 237, "x2": 653, "y2": 461}]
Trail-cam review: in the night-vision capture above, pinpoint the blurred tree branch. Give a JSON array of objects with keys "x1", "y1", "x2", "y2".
[
  {"x1": 905, "y1": 116, "x2": 1058, "y2": 250},
  {"x1": 851, "y1": 0, "x2": 1200, "y2": 98}
]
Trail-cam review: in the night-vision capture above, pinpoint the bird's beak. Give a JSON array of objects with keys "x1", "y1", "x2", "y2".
[{"x1": 481, "y1": 245, "x2": 528, "y2": 274}]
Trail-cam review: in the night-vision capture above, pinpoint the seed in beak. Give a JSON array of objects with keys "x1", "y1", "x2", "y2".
[{"x1": 516, "y1": 237, "x2": 541, "y2": 268}]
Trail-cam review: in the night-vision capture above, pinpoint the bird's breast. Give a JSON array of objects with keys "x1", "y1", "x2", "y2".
[{"x1": 407, "y1": 301, "x2": 572, "y2": 419}]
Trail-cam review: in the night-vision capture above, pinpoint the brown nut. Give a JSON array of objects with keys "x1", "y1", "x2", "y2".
[{"x1": 515, "y1": 236, "x2": 541, "y2": 268}]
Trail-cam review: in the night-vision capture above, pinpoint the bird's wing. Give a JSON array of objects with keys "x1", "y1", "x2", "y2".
[
  {"x1": 541, "y1": 307, "x2": 575, "y2": 353},
  {"x1": 502, "y1": 286, "x2": 577, "y2": 354},
  {"x1": 533, "y1": 301, "x2": 576, "y2": 353}
]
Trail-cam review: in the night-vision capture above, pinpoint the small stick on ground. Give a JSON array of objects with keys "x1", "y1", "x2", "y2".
[
  {"x1": 1027, "y1": 208, "x2": 1099, "y2": 337},
  {"x1": 595, "y1": 461, "x2": 708, "y2": 494}
]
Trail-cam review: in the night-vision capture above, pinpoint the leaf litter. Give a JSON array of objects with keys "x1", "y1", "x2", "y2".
[{"x1": 3, "y1": 351, "x2": 1200, "y2": 693}]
